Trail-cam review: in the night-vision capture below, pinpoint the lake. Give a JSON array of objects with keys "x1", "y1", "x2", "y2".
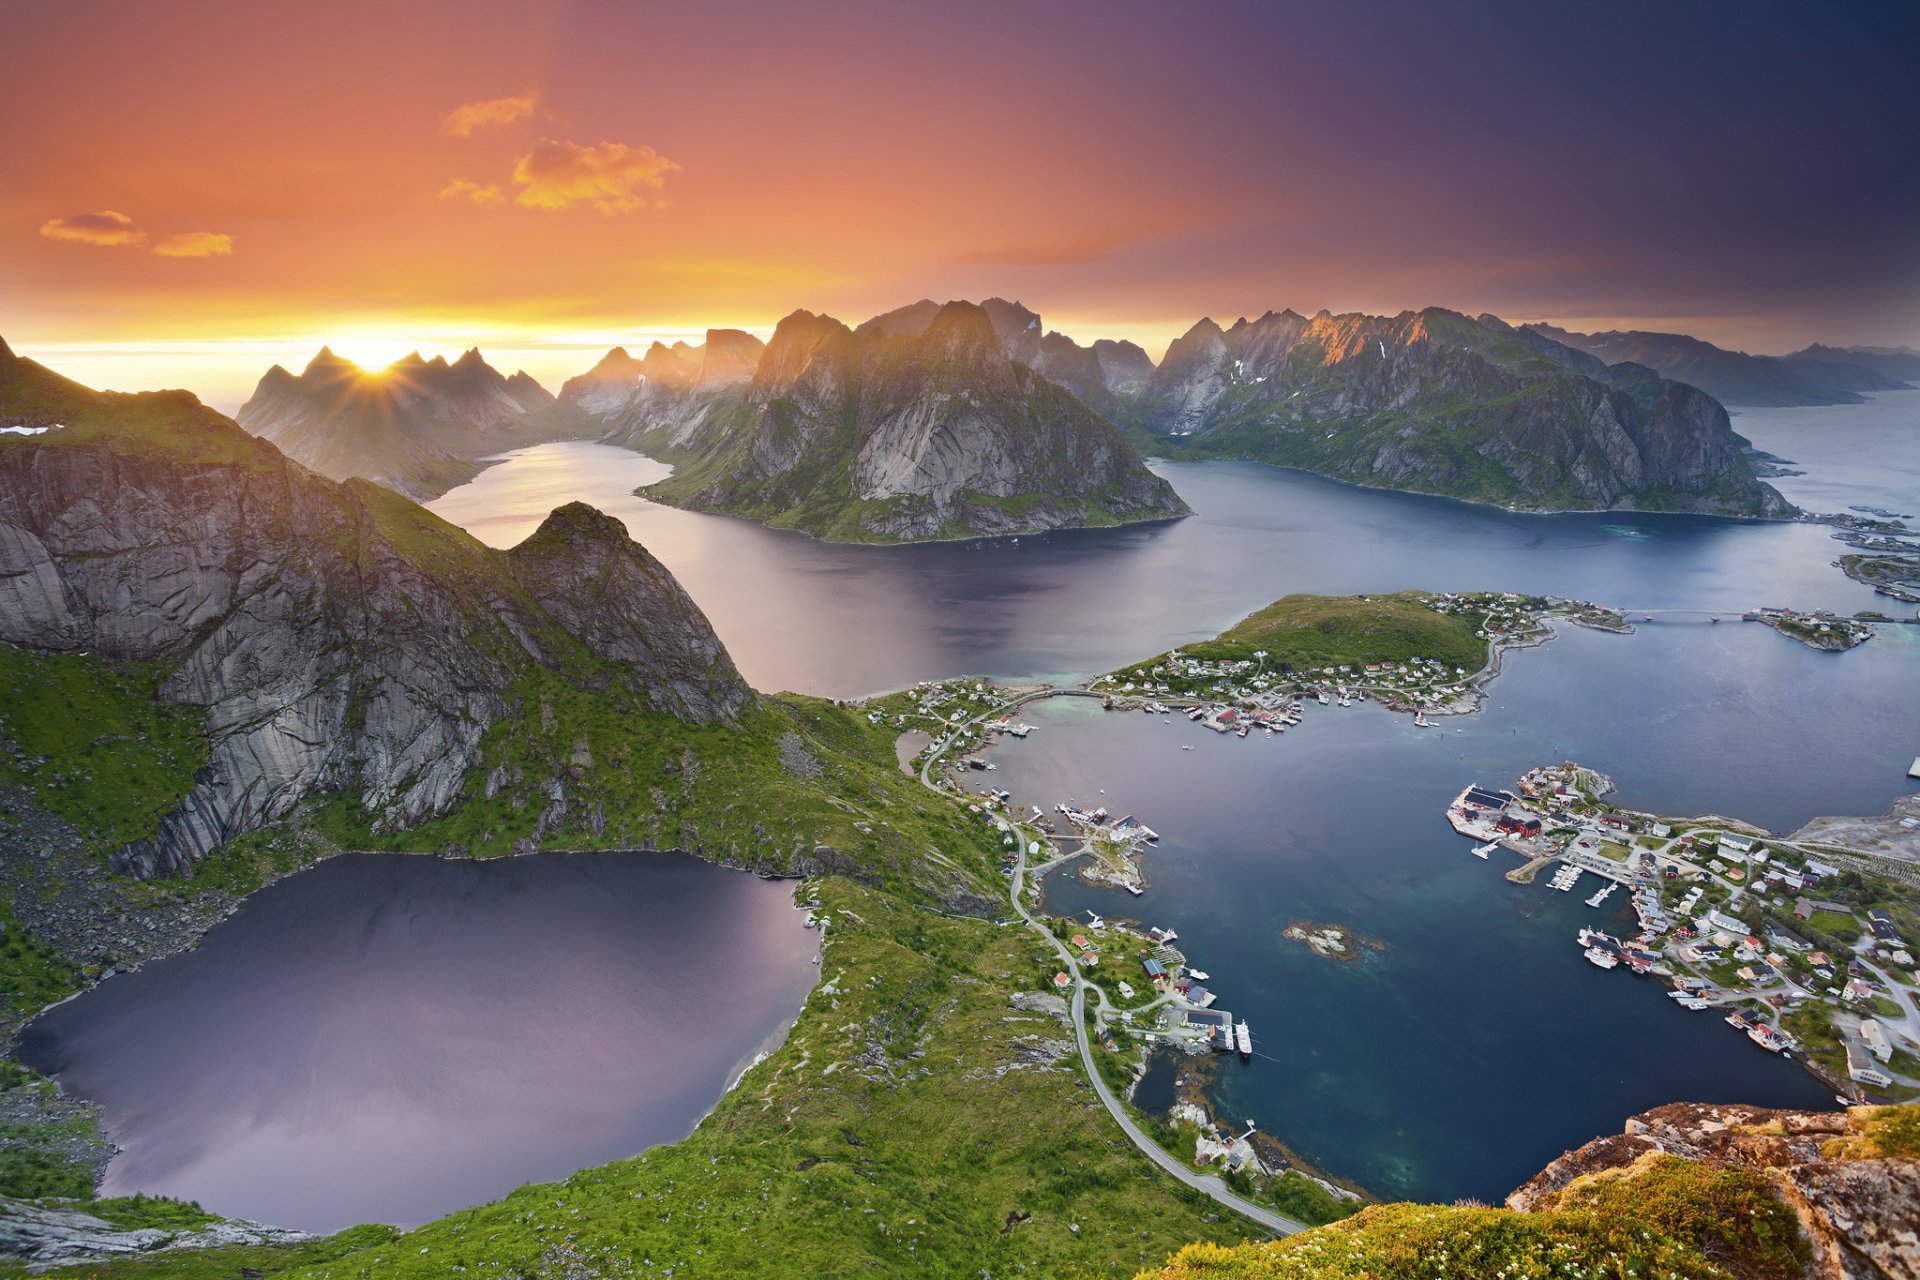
[
  {"x1": 430, "y1": 439, "x2": 1905, "y2": 700},
  {"x1": 18, "y1": 853, "x2": 818, "y2": 1233}
]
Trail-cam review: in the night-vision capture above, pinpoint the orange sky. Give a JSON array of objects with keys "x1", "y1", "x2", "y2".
[{"x1": 7, "y1": 0, "x2": 1917, "y2": 410}]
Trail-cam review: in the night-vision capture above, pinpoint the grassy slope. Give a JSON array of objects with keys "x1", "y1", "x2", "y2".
[
  {"x1": 0, "y1": 644, "x2": 207, "y2": 855},
  {"x1": 1108, "y1": 592, "x2": 1486, "y2": 684},
  {"x1": 19, "y1": 878, "x2": 1243, "y2": 1279}
]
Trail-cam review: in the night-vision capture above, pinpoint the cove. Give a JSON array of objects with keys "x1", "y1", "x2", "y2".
[{"x1": 17, "y1": 852, "x2": 818, "y2": 1234}]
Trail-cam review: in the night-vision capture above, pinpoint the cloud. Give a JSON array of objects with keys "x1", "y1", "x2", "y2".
[
  {"x1": 151, "y1": 231, "x2": 235, "y2": 258},
  {"x1": 442, "y1": 91, "x2": 540, "y2": 137},
  {"x1": 39, "y1": 210, "x2": 148, "y2": 248},
  {"x1": 439, "y1": 178, "x2": 505, "y2": 205},
  {"x1": 511, "y1": 139, "x2": 680, "y2": 214}
]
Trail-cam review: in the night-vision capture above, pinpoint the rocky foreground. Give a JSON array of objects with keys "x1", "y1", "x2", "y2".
[
  {"x1": 1144, "y1": 1101, "x2": 1918, "y2": 1280},
  {"x1": 1510, "y1": 1102, "x2": 1919, "y2": 1280}
]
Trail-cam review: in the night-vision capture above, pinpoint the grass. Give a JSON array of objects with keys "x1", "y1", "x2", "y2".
[
  {"x1": 0, "y1": 643, "x2": 207, "y2": 855},
  {"x1": 0, "y1": 898, "x2": 79, "y2": 1023},
  {"x1": 1138, "y1": 1153, "x2": 1808, "y2": 1280},
  {"x1": 1106, "y1": 593, "x2": 1486, "y2": 691}
]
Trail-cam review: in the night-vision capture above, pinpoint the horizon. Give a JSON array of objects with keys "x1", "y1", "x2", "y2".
[
  {"x1": 17, "y1": 299, "x2": 1914, "y2": 416},
  {"x1": 8, "y1": 0, "x2": 1917, "y2": 410}
]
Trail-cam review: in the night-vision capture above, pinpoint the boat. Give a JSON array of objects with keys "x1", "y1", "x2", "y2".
[
  {"x1": 1181, "y1": 744, "x2": 1194, "y2": 751},
  {"x1": 1234, "y1": 1020, "x2": 1252, "y2": 1059},
  {"x1": 1746, "y1": 1024, "x2": 1786, "y2": 1052},
  {"x1": 1472, "y1": 841, "x2": 1498, "y2": 859},
  {"x1": 1007, "y1": 724, "x2": 1033, "y2": 738},
  {"x1": 1186, "y1": 970, "x2": 1210, "y2": 981},
  {"x1": 1413, "y1": 714, "x2": 1436, "y2": 728},
  {"x1": 1236, "y1": 724, "x2": 1249, "y2": 738},
  {"x1": 1586, "y1": 947, "x2": 1620, "y2": 969}
]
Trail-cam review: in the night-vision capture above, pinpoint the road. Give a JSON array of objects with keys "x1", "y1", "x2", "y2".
[{"x1": 915, "y1": 699, "x2": 1306, "y2": 1239}]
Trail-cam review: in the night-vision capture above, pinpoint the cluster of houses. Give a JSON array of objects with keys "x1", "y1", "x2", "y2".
[{"x1": 1463, "y1": 763, "x2": 1919, "y2": 1098}]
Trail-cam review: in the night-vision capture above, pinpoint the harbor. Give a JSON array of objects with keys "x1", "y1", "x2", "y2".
[{"x1": 1444, "y1": 764, "x2": 1920, "y2": 1102}]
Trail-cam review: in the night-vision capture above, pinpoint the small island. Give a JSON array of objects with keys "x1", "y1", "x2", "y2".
[{"x1": 1283, "y1": 921, "x2": 1386, "y2": 964}]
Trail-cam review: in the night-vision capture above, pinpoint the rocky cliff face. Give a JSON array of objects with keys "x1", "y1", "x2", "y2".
[
  {"x1": 1132, "y1": 307, "x2": 1790, "y2": 515},
  {"x1": 0, "y1": 346, "x2": 746, "y2": 878},
  {"x1": 1512, "y1": 1102, "x2": 1919, "y2": 1280},
  {"x1": 1526, "y1": 325, "x2": 1911, "y2": 407},
  {"x1": 584, "y1": 301, "x2": 1186, "y2": 542},
  {"x1": 237, "y1": 347, "x2": 583, "y2": 500}
]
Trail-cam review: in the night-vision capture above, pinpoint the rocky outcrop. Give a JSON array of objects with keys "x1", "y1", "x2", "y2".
[
  {"x1": 1526, "y1": 325, "x2": 1912, "y2": 407},
  {"x1": 1133, "y1": 307, "x2": 1790, "y2": 515},
  {"x1": 1511, "y1": 1102, "x2": 1920, "y2": 1279},
  {"x1": 237, "y1": 347, "x2": 583, "y2": 500},
  {"x1": 584, "y1": 300, "x2": 1186, "y2": 542},
  {"x1": 0, "y1": 1196, "x2": 310, "y2": 1267},
  {"x1": 0, "y1": 347, "x2": 748, "y2": 877}
]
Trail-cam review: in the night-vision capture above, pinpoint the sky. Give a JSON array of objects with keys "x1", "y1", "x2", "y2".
[{"x1": 5, "y1": 0, "x2": 1918, "y2": 410}]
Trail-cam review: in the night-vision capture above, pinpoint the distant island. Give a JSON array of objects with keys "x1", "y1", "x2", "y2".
[
  {"x1": 1120, "y1": 308, "x2": 1792, "y2": 517},
  {"x1": 566, "y1": 299, "x2": 1188, "y2": 542},
  {"x1": 1523, "y1": 325, "x2": 1918, "y2": 407}
]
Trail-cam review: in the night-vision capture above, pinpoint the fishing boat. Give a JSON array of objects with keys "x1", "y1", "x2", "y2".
[
  {"x1": 1234, "y1": 1020, "x2": 1252, "y2": 1059},
  {"x1": 1472, "y1": 842, "x2": 1498, "y2": 859},
  {"x1": 1586, "y1": 947, "x2": 1620, "y2": 969}
]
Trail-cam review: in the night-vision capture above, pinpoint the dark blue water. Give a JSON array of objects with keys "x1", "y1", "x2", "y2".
[
  {"x1": 19, "y1": 853, "x2": 818, "y2": 1233},
  {"x1": 983, "y1": 619, "x2": 1920, "y2": 1204}
]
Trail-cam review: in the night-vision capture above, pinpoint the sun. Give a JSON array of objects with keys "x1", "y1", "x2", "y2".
[{"x1": 324, "y1": 336, "x2": 418, "y2": 373}]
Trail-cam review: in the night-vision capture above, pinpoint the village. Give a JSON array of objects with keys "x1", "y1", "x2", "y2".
[{"x1": 1446, "y1": 762, "x2": 1920, "y2": 1103}]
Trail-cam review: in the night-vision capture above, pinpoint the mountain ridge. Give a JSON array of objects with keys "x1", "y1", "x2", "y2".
[
  {"x1": 574, "y1": 299, "x2": 1188, "y2": 542},
  {"x1": 1123, "y1": 307, "x2": 1790, "y2": 516},
  {"x1": 236, "y1": 347, "x2": 587, "y2": 500},
  {"x1": 1525, "y1": 324, "x2": 1913, "y2": 407}
]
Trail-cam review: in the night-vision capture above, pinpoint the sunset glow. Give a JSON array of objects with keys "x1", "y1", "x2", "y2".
[{"x1": 6, "y1": 0, "x2": 1917, "y2": 406}]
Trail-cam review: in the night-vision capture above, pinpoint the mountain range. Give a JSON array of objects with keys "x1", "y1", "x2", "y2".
[
  {"x1": 218, "y1": 299, "x2": 1840, "y2": 533},
  {"x1": 1122, "y1": 308, "x2": 1790, "y2": 515},
  {"x1": 1524, "y1": 325, "x2": 1917, "y2": 407},
  {"x1": 237, "y1": 347, "x2": 587, "y2": 499},
  {"x1": 573, "y1": 299, "x2": 1189, "y2": 541}
]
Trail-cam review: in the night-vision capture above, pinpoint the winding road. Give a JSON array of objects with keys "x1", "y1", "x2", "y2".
[{"x1": 915, "y1": 699, "x2": 1307, "y2": 1239}]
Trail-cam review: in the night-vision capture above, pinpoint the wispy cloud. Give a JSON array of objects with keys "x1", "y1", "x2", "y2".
[
  {"x1": 442, "y1": 91, "x2": 540, "y2": 137},
  {"x1": 39, "y1": 210, "x2": 148, "y2": 248},
  {"x1": 511, "y1": 139, "x2": 680, "y2": 214},
  {"x1": 439, "y1": 178, "x2": 505, "y2": 205},
  {"x1": 151, "y1": 231, "x2": 235, "y2": 258}
]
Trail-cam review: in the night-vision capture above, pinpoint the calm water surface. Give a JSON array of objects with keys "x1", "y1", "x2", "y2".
[
  {"x1": 20, "y1": 854, "x2": 817, "y2": 1233},
  {"x1": 431, "y1": 442, "x2": 1906, "y2": 698},
  {"x1": 69, "y1": 427, "x2": 1894, "y2": 1224},
  {"x1": 1729, "y1": 392, "x2": 1920, "y2": 518},
  {"x1": 986, "y1": 619, "x2": 1919, "y2": 1201},
  {"x1": 421, "y1": 433, "x2": 1920, "y2": 1199}
]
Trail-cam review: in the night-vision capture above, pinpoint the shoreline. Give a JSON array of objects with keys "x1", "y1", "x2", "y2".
[{"x1": 1441, "y1": 764, "x2": 1920, "y2": 1104}]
